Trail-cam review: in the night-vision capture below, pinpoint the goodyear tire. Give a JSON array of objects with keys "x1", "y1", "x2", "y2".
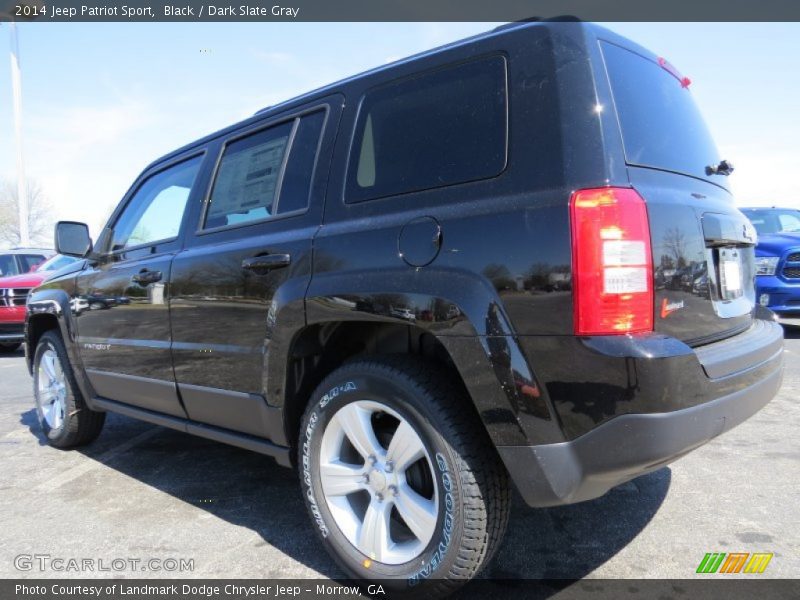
[
  {"x1": 299, "y1": 356, "x2": 510, "y2": 595},
  {"x1": 33, "y1": 331, "x2": 105, "y2": 448}
]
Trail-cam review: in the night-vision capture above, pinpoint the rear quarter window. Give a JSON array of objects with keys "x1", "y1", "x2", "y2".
[
  {"x1": 347, "y1": 55, "x2": 508, "y2": 203},
  {"x1": 601, "y1": 41, "x2": 721, "y2": 183}
]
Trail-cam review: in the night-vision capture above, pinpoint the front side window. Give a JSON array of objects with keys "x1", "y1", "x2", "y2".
[
  {"x1": 112, "y1": 156, "x2": 202, "y2": 251},
  {"x1": 0, "y1": 255, "x2": 18, "y2": 277},
  {"x1": 347, "y1": 55, "x2": 508, "y2": 203}
]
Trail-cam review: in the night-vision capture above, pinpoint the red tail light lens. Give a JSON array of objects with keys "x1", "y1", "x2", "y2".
[{"x1": 570, "y1": 187, "x2": 654, "y2": 336}]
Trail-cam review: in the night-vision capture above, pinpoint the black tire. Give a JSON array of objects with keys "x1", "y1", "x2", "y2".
[
  {"x1": 33, "y1": 330, "x2": 105, "y2": 448},
  {"x1": 298, "y1": 356, "x2": 510, "y2": 596},
  {"x1": 0, "y1": 342, "x2": 21, "y2": 353}
]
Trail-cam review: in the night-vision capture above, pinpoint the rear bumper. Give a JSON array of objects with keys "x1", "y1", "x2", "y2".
[{"x1": 503, "y1": 318, "x2": 784, "y2": 507}]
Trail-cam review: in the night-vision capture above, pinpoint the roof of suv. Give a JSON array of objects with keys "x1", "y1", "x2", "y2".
[{"x1": 143, "y1": 20, "x2": 618, "y2": 174}]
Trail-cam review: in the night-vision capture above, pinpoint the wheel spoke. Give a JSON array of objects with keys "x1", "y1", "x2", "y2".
[
  {"x1": 52, "y1": 358, "x2": 64, "y2": 383},
  {"x1": 38, "y1": 388, "x2": 55, "y2": 405},
  {"x1": 320, "y1": 460, "x2": 365, "y2": 497},
  {"x1": 395, "y1": 484, "x2": 437, "y2": 544},
  {"x1": 335, "y1": 404, "x2": 383, "y2": 460},
  {"x1": 51, "y1": 400, "x2": 64, "y2": 429},
  {"x1": 43, "y1": 401, "x2": 56, "y2": 428},
  {"x1": 386, "y1": 420, "x2": 426, "y2": 472},
  {"x1": 41, "y1": 353, "x2": 57, "y2": 380},
  {"x1": 358, "y1": 499, "x2": 392, "y2": 561}
]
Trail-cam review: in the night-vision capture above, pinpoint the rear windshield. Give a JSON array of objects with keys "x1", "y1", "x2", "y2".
[{"x1": 601, "y1": 41, "x2": 721, "y2": 183}]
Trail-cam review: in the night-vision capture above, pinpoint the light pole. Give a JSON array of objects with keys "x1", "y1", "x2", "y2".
[{"x1": 8, "y1": 21, "x2": 30, "y2": 247}]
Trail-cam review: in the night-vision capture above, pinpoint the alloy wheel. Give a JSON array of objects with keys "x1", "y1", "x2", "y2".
[
  {"x1": 36, "y1": 348, "x2": 67, "y2": 431},
  {"x1": 319, "y1": 400, "x2": 439, "y2": 565}
]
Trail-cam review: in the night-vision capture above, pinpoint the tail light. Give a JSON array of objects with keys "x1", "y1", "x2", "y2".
[{"x1": 570, "y1": 187, "x2": 654, "y2": 336}]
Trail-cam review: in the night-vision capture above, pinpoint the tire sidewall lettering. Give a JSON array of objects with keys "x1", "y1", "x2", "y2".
[
  {"x1": 301, "y1": 410, "x2": 328, "y2": 538},
  {"x1": 319, "y1": 381, "x2": 356, "y2": 409},
  {"x1": 408, "y1": 451, "x2": 455, "y2": 585},
  {"x1": 302, "y1": 381, "x2": 359, "y2": 539}
]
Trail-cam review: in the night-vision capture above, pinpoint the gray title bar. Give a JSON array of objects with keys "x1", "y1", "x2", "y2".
[{"x1": 2, "y1": 0, "x2": 800, "y2": 22}]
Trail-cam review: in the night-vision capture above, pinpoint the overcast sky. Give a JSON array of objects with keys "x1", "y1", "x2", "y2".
[{"x1": 1, "y1": 22, "x2": 799, "y2": 245}]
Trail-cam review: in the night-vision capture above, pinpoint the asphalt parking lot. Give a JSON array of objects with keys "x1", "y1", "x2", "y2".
[{"x1": 0, "y1": 332, "x2": 798, "y2": 583}]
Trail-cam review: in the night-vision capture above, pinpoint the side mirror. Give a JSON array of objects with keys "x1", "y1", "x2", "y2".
[{"x1": 55, "y1": 221, "x2": 93, "y2": 257}]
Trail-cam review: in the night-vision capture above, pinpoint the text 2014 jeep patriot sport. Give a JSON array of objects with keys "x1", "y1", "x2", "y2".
[{"x1": 26, "y1": 22, "x2": 784, "y2": 593}]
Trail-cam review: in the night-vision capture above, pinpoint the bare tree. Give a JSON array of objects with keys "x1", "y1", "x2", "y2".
[
  {"x1": 0, "y1": 179, "x2": 54, "y2": 247},
  {"x1": 662, "y1": 226, "x2": 688, "y2": 269}
]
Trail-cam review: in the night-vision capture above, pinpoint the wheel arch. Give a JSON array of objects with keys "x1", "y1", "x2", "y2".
[
  {"x1": 276, "y1": 288, "x2": 563, "y2": 455},
  {"x1": 26, "y1": 289, "x2": 75, "y2": 372},
  {"x1": 26, "y1": 287, "x2": 97, "y2": 408}
]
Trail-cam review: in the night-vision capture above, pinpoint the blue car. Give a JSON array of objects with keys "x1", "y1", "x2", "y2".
[{"x1": 741, "y1": 207, "x2": 800, "y2": 319}]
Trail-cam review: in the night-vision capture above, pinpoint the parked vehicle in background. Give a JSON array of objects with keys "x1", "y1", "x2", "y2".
[
  {"x1": 741, "y1": 207, "x2": 800, "y2": 322},
  {"x1": 0, "y1": 247, "x2": 54, "y2": 278},
  {"x1": 25, "y1": 22, "x2": 784, "y2": 594},
  {"x1": 0, "y1": 254, "x2": 77, "y2": 352}
]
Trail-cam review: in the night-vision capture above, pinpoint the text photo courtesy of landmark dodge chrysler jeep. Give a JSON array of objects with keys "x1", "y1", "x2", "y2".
[{"x1": 25, "y1": 22, "x2": 784, "y2": 594}]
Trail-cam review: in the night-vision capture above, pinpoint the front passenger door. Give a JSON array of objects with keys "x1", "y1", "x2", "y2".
[{"x1": 75, "y1": 153, "x2": 204, "y2": 417}]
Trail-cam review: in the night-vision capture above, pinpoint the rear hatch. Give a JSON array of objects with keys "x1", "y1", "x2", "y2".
[{"x1": 600, "y1": 39, "x2": 756, "y2": 345}]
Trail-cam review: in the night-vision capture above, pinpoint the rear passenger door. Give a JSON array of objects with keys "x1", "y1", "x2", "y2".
[{"x1": 169, "y1": 98, "x2": 341, "y2": 439}]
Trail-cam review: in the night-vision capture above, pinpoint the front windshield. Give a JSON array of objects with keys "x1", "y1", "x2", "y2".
[
  {"x1": 743, "y1": 209, "x2": 800, "y2": 235},
  {"x1": 37, "y1": 254, "x2": 78, "y2": 272}
]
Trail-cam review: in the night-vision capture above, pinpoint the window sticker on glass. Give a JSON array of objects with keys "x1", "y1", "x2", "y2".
[
  {"x1": 205, "y1": 121, "x2": 293, "y2": 228},
  {"x1": 208, "y1": 136, "x2": 288, "y2": 222}
]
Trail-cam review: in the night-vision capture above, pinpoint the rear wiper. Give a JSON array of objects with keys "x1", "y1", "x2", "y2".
[{"x1": 706, "y1": 159, "x2": 735, "y2": 176}]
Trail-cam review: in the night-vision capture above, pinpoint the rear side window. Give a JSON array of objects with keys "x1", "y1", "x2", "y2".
[
  {"x1": 601, "y1": 42, "x2": 721, "y2": 182},
  {"x1": 203, "y1": 110, "x2": 325, "y2": 229},
  {"x1": 347, "y1": 55, "x2": 508, "y2": 203}
]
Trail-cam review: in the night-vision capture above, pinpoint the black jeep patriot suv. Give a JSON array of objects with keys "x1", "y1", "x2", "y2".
[{"x1": 26, "y1": 22, "x2": 784, "y2": 593}]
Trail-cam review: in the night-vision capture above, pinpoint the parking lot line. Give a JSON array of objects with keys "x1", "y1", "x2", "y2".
[{"x1": 34, "y1": 426, "x2": 161, "y2": 492}]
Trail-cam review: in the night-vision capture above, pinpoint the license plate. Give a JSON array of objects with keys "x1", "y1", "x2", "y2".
[{"x1": 719, "y1": 249, "x2": 742, "y2": 299}]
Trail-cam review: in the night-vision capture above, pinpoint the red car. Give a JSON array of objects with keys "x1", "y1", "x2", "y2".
[{"x1": 0, "y1": 254, "x2": 78, "y2": 352}]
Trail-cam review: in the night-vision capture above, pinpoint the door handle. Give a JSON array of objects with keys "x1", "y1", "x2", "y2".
[
  {"x1": 242, "y1": 254, "x2": 291, "y2": 272},
  {"x1": 131, "y1": 269, "x2": 163, "y2": 285}
]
